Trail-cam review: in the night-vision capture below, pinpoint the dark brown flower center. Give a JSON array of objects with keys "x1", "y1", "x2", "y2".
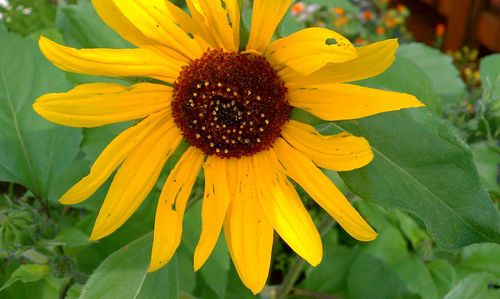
[{"x1": 171, "y1": 50, "x2": 291, "y2": 158}]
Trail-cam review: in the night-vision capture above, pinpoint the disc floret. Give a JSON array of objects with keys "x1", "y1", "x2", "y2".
[{"x1": 172, "y1": 50, "x2": 290, "y2": 158}]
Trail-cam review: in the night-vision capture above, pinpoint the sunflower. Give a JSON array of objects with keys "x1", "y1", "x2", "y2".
[{"x1": 33, "y1": 0, "x2": 424, "y2": 293}]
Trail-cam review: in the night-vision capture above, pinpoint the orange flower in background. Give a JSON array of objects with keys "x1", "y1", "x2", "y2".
[
  {"x1": 396, "y1": 4, "x2": 407, "y2": 13},
  {"x1": 291, "y1": 2, "x2": 305, "y2": 16},
  {"x1": 436, "y1": 23, "x2": 446, "y2": 38},
  {"x1": 335, "y1": 15, "x2": 348, "y2": 27},
  {"x1": 362, "y1": 10, "x2": 373, "y2": 21},
  {"x1": 334, "y1": 7, "x2": 345, "y2": 15},
  {"x1": 33, "y1": 0, "x2": 424, "y2": 294},
  {"x1": 354, "y1": 37, "x2": 364, "y2": 45},
  {"x1": 385, "y1": 16, "x2": 397, "y2": 28},
  {"x1": 376, "y1": 26, "x2": 386, "y2": 36}
]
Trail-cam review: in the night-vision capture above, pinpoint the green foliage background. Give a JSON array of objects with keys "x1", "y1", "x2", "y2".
[{"x1": 0, "y1": 1, "x2": 499, "y2": 299}]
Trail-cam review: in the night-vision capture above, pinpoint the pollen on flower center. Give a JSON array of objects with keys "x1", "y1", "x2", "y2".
[{"x1": 172, "y1": 50, "x2": 291, "y2": 158}]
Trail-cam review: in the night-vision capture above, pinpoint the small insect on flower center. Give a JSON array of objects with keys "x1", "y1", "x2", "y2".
[{"x1": 172, "y1": 50, "x2": 291, "y2": 158}]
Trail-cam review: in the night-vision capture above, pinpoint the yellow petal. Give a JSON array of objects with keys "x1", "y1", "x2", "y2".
[
  {"x1": 224, "y1": 157, "x2": 274, "y2": 294},
  {"x1": 194, "y1": 156, "x2": 231, "y2": 270},
  {"x1": 281, "y1": 120, "x2": 374, "y2": 171},
  {"x1": 59, "y1": 111, "x2": 167, "y2": 205},
  {"x1": 110, "y1": 0, "x2": 203, "y2": 60},
  {"x1": 91, "y1": 0, "x2": 156, "y2": 46},
  {"x1": 93, "y1": 0, "x2": 207, "y2": 54},
  {"x1": 39, "y1": 36, "x2": 185, "y2": 83},
  {"x1": 281, "y1": 38, "x2": 399, "y2": 87},
  {"x1": 90, "y1": 121, "x2": 182, "y2": 240},
  {"x1": 267, "y1": 27, "x2": 357, "y2": 75},
  {"x1": 224, "y1": 0, "x2": 241, "y2": 52},
  {"x1": 149, "y1": 147, "x2": 204, "y2": 272},
  {"x1": 272, "y1": 138, "x2": 377, "y2": 241},
  {"x1": 33, "y1": 83, "x2": 172, "y2": 128},
  {"x1": 246, "y1": 0, "x2": 293, "y2": 53},
  {"x1": 289, "y1": 83, "x2": 424, "y2": 121},
  {"x1": 253, "y1": 152, "x2": 322, "y2": 266},
  {"x1": 186, "y1": 0, "x2": 239, "y2": 51}
]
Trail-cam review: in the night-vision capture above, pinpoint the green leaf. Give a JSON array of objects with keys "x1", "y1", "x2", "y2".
[
  {"x1": 0, "y1": 264, "x2": 50, "y2": 291},
  {"x1": 479, "y1": 53, "x2": 500, "y2": 96},
  {"x1": 54, "y1": 228, "x2": 90, "y2": 248},
  {"x1": 398, "y1": 43, "x2": 467, "y2": 106},
  {"x1": 358, "y1": 55, "x2": 442, "y2": 113},
  {"x1": 55, "y1": 0, "x2": 129, "y2": 85},
  {"x1": 55, "y1": 0, "x2": 130, "y2": 49},
  {"x1": 346, "y1": 224, "x2": 438, "y2": 299},
  {"x1": 443, "y1": 273, "x2": 500, "y2": 299},
  {"x1": 277, "y1": 12, "x2": 305, "y2": 38},
  {"x1": 80, "y1": 232, "x2": 179, "y2": 299},
  {"x1": 305, "y1": 0, "x2": 358, "y2": 13},
  {"x1": 180, "y1": 201, "x2": 230, "y2": 298},
  {"x1": 319, "y1": 54, "x2": 500, "y2": 249},
  {"x1": 328, "y1": 109, "x2": 500, "y2": 249},
  {"x1": 1, "y1": 278, "x2": 60, "y2": 299},
  {"x1": 470, "y1": 142, "x2": 500, "y2": 193},
  {"x1": 80, "y1": 233, "x2": 150, "y2": 299},
  {"x1": 224, "y1": 264, "x2": 257, "y2": 299},
  {"x1": 428, "y1": 259, "x2": 457, "y2": 297},
  {"x1": 392, "y1": 209, "x2": 430, "y2": 250},
  {"x1": 0, "y1": 25, "x2": 82, "y2": 201},
  {"x1": 479, "y1": 54, "x2": 500, "y2": 116},
  {"x1": 81, "y1": 122, "x2": 133, "y2": 163},
  {"x1": 457, "y1": 243, "x2": 500, "y2": 277},
  {"x1": 301, "y1": 230, "x2": 359, "y2": 295},
  {"x1": 136, "y1": 256, "x2": 179, "y2": 299}
]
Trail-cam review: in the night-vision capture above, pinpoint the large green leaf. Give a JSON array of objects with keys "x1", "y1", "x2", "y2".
[
  {"x1": 318, "y1": 55, "x2": 500, "y2": 250},
  {"x1": 80, "y1": 232, "x2": 179, "y2": 299},
  {"x1": 0, "y1": 25, "x2": 82, "y2": 201},
  {"x1": 398, "y1": 43, "x2": 467, "y2": 106},
  {"x1": 327, "y1": 109, "x2": 500, "y2": 249},
  {"x1": 136, "y1": 257, "x2": 179, "y2": 299}
]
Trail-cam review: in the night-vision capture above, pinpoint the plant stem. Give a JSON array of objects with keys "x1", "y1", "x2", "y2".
[
  {"x1": 59, "y1": 277, "x2": 74, "y2": 299},
  {"x1": 275, "y1": 212, "x2": 337, "y2": 299}
]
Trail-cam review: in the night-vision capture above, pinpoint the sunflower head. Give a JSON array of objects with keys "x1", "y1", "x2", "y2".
[
  {"x1": 172, "y1": 49, "x2": 291, "y2": 158},
  {"x1": 33, "y1": 0, "x2": 424, "y2": 294}
]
